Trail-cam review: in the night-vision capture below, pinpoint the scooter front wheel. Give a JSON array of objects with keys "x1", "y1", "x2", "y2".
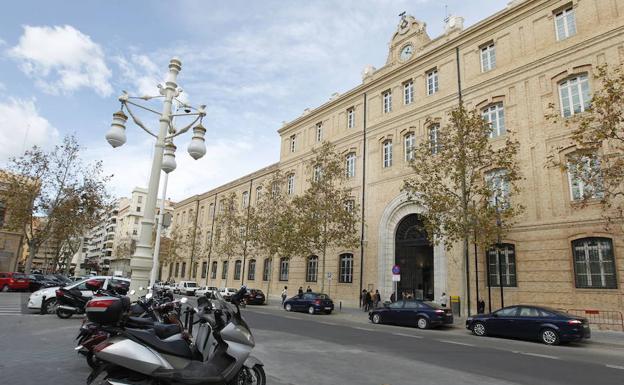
[{"x1": 56, "y1": 308, "x2": 73, "y2": 319}]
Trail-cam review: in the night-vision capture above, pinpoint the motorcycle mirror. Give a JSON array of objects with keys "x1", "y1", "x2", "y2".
[
  {"x1": 181, "y1": 297, "x2": 188, "y2": 304},
  {"x1": 145, "y1": 292, "x2": 153, "y2": 300}
]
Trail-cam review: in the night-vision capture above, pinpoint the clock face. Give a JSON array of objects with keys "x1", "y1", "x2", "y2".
[{"x1": 400, "y1": 45, "x2": 414, "y2": 61}]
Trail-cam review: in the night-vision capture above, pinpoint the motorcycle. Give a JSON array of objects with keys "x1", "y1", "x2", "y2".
[
  {"x1": 87, "y1": 287, "x2": 265, "y2": 385},
  {"x1": 56, "y1": 279, "x2": 105, "y2": 319}
]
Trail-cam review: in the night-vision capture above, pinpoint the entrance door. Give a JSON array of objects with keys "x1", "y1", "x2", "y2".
[{"x1": 395, "y1": 214, "x2": 434, "y2": 301}]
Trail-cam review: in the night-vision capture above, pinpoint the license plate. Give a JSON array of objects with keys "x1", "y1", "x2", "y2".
[
  {"x1": 256, "y1": 296, "x2": 263, "y2": 298},
  {"x1": 324, "y1": 307, "x2": 332, "y2": 310}
]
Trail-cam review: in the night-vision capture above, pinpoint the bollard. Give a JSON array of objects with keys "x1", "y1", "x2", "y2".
[
  {"x1": 339, "y1": 301, "x2": 342, "y2": 311},
  {"x1": 40, "y1": 296, "x2": 46, "y2": 315}
]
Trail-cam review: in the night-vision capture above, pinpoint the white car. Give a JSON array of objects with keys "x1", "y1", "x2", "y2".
[
  {"x1": 196, "y1": 286, "x2": 219, "y2": 297},
  {"x1": 219, "y1": 287, "x2": 238, "y2": 300},
  {"x1": 174, "y1": 281, "x2": 198, "y2": 296},
  {"x1": 28, "y1": 276, "x2": 130, "y2": 314}
]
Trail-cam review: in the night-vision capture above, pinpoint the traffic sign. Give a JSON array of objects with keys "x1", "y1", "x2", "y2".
[
  {"x1": 392, "y1": 264, "x2": 400, "y2": 275},
  {"x1": 392, "y1": 274, "x2": 401, "y2": 282}
]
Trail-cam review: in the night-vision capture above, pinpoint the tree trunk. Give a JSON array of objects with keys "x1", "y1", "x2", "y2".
[{"x1": 24, "y1": 240, "x2": 37, "y2": 274}]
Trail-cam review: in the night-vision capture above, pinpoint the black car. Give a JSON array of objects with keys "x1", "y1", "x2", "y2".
[
  {"x1": 466, "y1": 305, "x2": 591, "y2": 345},
  {"x1": 244, "y1": 289, "x2": 266, "y2": 305},
  {"x1": 284, "y1": 292, "x2": 334, "y2": 314},
  {"x1": 369, "y1": 300, "x2": 453, "y2": 329},
  {"x1": 28, "y1": 274, "x2": 58, "y2": 292}
]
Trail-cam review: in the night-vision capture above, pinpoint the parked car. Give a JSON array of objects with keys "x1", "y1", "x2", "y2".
[
  {"x1": 174, "y1": 281, "x2": 198, "y2": 296},
  {"x1": 284, "y1": 292, "x2": 334, "y2": 314},
  {"x1": 466, "y1": 305, "x2": 591, "y2": 345},
  {"x1": 244, "y1": 289, "x2": 266, "y2": 305},
  {"x1": 369, "y1": 300, "x2": 453, "y2": 329},
  {"x1": 28, "y1": 276, "x2": 130, "y2": 314},
  {"x1": 0, "y1": 272, "x2": 30, "y2": 292},
  {"x1": 196, "y1": 286, "x2": 219, "y2": 297},
  {"x1": 219, "y1": 287, "x2": 239, "y2": 301},
  {"x1": 28, "y1": 274, "x2": 59, "y2": 292}
]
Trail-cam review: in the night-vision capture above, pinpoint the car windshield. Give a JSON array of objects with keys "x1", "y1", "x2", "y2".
[
  {"x1": 186, "y1": 282, "x2": 197, "y2": 287},
  {"x1": 423, "y1": 301, "x2": 444, "y2": 309}
]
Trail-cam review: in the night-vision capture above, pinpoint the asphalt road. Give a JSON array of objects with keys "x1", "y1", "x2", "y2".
[{"x1": 1, "y1": 293, "x2": 623, "y2": 385}]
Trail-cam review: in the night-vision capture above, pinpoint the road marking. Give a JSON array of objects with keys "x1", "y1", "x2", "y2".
[
  {"x1": 318, "y1": 321, "x2": 339, "y2": 326},
  {"x1": 519, "y1": 352, "x2": 559, "y2": 360},
  {"x1": 438, "y1": 339, "x2": 474, "y2": 347},
  {"x1": 283, "y1": 315, "x2": 299, "y2": 320},
  {"x1": 605, "y1": 364, "x2": 624, "y2": 370},
  {"x1": 392, "y1": 332, "x2": 423, "y2": 339},
  {"x1": 351, "y1": 326, "x2": 375, "y2": 332}
]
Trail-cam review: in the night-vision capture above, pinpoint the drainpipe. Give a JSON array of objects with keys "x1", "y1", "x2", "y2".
[
  {"x1": 205, "y1": 194, "x2": 218, "y2": 286},
  {"x1": 358, "y1": 92, "x2": 368, "y2": 304},
  {"x1": 241, "y1": 179, "x2": 253, "y2": 286},
  {"x1": 189, "y1": 199, "x2": 200, "y2": 280}
]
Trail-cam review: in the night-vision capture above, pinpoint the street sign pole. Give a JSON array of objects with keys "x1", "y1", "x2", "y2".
[{"x1": 392, "y1": 264, "x2": 401, "y2": 301}]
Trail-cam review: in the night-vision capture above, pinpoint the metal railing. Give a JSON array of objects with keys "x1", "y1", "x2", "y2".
[{"x1": 564, "y1": 309, "x2": 624, "y2": 330}]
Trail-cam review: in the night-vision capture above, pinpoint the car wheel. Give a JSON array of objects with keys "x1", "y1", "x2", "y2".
[
  {"x1": 42, "y1": 298, "x2": 59, "y2": 314},
  {"x1": 285, "y1": 303, "x2": 292, "y2": 312},
  {"x1": 372, "y1": 313, "x2": 382, "y2": 324},
  {"x1": 472, "y1": 321, "x2": 487, "y2": 336},
  {"x1": 308, "y1": 306, "x2": 315, "y2": 315},
  {"x1": 540, "y1": 328, "x2": 560, "y2": 345},
  {"x1": 416, "y1": 316, "x2": 429, "y2": 329},
  {"x1": 1, "y1": 285, "x2": 9, "y2": 292}
]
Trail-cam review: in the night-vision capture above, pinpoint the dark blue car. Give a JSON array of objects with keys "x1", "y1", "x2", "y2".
[
  {"x1": 369, "y1": 300, "x2": 453, "y2": 329},
  {"x1": 284, "y1": 293, "x2": 334, "y2": 314},
  {"x1": 466, "y1": 305, "x2": 591, "y2": 345}
]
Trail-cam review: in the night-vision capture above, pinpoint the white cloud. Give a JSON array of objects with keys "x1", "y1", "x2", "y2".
[
  {"x1": 0, "y1": 98, "x2": 59, "y2": 161},
  {"x1": 8, "y1": 25, "x2": 112, "y2": 96},
  {"x1": 114, "y1": 54, "x2": 162, "y2": 97}
]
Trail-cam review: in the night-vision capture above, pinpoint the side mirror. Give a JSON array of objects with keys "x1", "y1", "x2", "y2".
[
  {"x1": 129, "y1": 290, "x2": 136, "y2": 295},
  {"x1": 181, "y1": 297, "x2": 188, "y2": 304}
]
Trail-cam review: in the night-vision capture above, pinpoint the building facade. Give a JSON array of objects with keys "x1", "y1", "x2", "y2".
[{"x1": 171, "y1": 0, "x2": 624, "y2": 314}]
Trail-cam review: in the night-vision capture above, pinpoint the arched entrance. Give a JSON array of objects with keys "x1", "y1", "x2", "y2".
[{"x1": 395, "y1": 214, "x2": 434, "y2": 300}]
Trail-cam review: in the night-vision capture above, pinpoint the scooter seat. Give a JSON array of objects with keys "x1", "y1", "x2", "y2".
[
  {"x1": 126, "y1": 316, "x2": 154, "y2": 328},
  {"x1": 154, "y1": 323, "x2": 182, "y2": 339},
  {"x1": 125, "y1": 328, "x2": 193, "y2": 359}
]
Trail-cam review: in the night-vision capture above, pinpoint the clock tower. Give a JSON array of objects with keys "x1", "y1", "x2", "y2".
[{"x1": 386, "y1": 13, "x2": 431, "y2": 66}]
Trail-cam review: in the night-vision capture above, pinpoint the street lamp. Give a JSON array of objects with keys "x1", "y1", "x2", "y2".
[{"x1": 105, "y1": 57, "x2": 207, "y2": 296}]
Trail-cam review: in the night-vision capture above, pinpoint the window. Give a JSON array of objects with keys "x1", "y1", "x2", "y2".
[
  {"x1": 480, "y1": 42, "x2": 496, "y2": 72},
  {"x1": 132, "y1": 229, "x2": 138, "y2": 235},
  {"x1": 287, "y1": 174, "x2": 295, "y2": 195},
  {"x1": 234, "y1": 260, "x2": 242, "y2": 280},
  {"x1": 486, "y1": 169, "x2": 510, "y2": 208},
  {"x1": 383, "y1": 140, "x2": 392, "y2": 168},
  {"x1": 134, "y1": 217, "x2": 139, "y2": 225},
  {"x1": 339, "y1": 253, "x2": 354, "y2": 283},
  {"x1": 263, "y1": 258, "x2": 272, "y2": 281},
  {"x1": 199, "y1": 206, "x2": 205, "y2": 224},
  {"x1": 174, "y1": 262, "x2": 179, "y2": 277},
  {"x1": 572, "y1": 238, "x2": 617, "y2": 289},
  {"x1": 347, "y1": 108, "x2": 355, "y2": 129},
  {"x1": 426, "y1": 69, "x2": 438, "y2": 95},
  {"x1": 201, "y1": 261, "x2": 208, "y2": 279},
  {"x1": 241, "y1": 192, "x2": 249, "y2": 208},
  {"x1": 188, "y1": 209, "x2": 194, "y2": 223},
  {"x1": 313, "y1": 165, "x2": 323, "y2": 182},
  {"x1": 487, "y1": 244, "x2": 517, "y2": 287},
  {"x1": 271, "y1": 182, "x2": 280, "y2": 197},
  {"x1": 279, "y1": 257, "x2": 289, "y2": 281},
  {"x1": 209, "y1": 203, "x2": 215, "y2": 216},
  {"x1": 555, "y1": 6, "x2": 576, "y2": 41},
  {"x1": 482, "y1": 103, "x2": 505, "y2": 138},
  {"x1": 221, "y1": 261, "x2": 229, "y2": 279},
  {"x1": 567, "y1": 155, "x2": 603, "y2": 201},
  {"x1": 136, "y1": 206, "x2": 141, "y2": 212},
  {"x1": 517, "y1": 307, "x2": 540, "y2": 318},
  {"x1": 256, "y1": 186, "x2": 262, "y2": 202},
  {"x1": 248, "y1": 259, "x2": 256, "y2": 281},
  {"x1": 404, "y1": 80, "x2": 414, "y2": 105},
  {"x1": 404, "y1": 133, "x2": 415, "y2": 162},
  {"x1": 429, "y1": 124, "x2": 440, "y2": 155},
  {"x1": 559, "y1": 74, "x2": 590, "y2": 117},
  {"x1": 495, "y1": 306, "x2": 519, "y2": 317},
  {"x1": 290, "y1": 134, "x2": 296, "y2": 153},
  {"x1": 383, "y1": 90, "x2": 392, "y2": 113},
  {"x1": 169, "y1": 263, "x2": 173, "y2": 278},
  {"x1": 192, "y1": 262, "x2": 198, "y2": 278},
  {"x1": 306, "y1": 256, "x2": 318, "y2": 282},
  {"x1": 346, "y1": 153, "x2": 356, "y2": 178},
  {"x1": 181, "y1": 262, "x2": 186, "y2": 278},
  {"x1": 316, "y1": 122, "x2": 323, "y2": 142},
  {"x1": 138, "y1": 196, "x2": 143, "y2": 204},
  {"x1": 211, "y1": 261, "x2": 217, "y2": 279},
  {"x1": 344, "y1": 199, "x2": 355, "y2": 213}
]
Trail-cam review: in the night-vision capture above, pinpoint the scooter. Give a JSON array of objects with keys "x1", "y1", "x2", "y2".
[
  {"x1": 56, "y1": 279, "x2": 104, "y2": 319},
  {"x1": 87, "y1": 287, "x2": 265, "y2": 385}
]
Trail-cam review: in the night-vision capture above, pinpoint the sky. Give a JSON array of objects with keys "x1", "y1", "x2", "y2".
[{"x1": 0, "y1": 0, "x2": 510, "y2": 202}]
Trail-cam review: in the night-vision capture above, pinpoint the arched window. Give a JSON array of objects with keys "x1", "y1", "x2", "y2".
[
  {"x1": 262, "y1": 258, "x2": 271, "y2": 281},
  {"x1": 211, "y1": 261, "x2": 217, "y2": 279},
  {"x1": 168, "y1": 263, "x2": 173, "y2": 278},
  {"x1": 382, "y1": 140, "x2": 392, "y2": 168},
  {"x1": 429, "y1": 124, "x2": 440, "y2": 155},
  {"x1": 306, "y1": 256, "x2": 318, "y2": 282},
  {"x1": 175, "y1": 262, "x2": 179, "y2": 277},
  {"x1": 234, "y1": 260, "x2": 242, "y2": 280},
  {"x1": 559, "y1": 73, "x2": 590, "y2": 117},
  {"x1": 487, "y1": 244, "x2": 517, "y2": 287},
  {"x1": 279, "y1": 257, "x2": 289, "y2": 281},
  {"x1": 201, "y1": 262, "x2": 208, "y2": 279},
  {"x1": 248, "y1": 259, "x2": 256, "y2": 281},
  {"x1": 482, "y1": 103, "x2": 505, "y2": 138},
  {"x1": 345, "y1": 153, "x2": 356, "y2": 178},
  {"x1": 572, "y1": 237, "x2": 616, "y2": 289},
  {"x1": 221, "y1": 261, "x2": 229, "y2": 280},
  {"x1": 339, "y1": 253, "x2": 354, "y2": 283},
  {"x1": 404, "y1": 133, "x2": 415, "y2": 162}
]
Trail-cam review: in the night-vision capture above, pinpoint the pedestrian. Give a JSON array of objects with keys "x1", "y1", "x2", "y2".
[
  {"x1": 364, "y1": 290, "x2": 373, "y2": 312},
  {"x1": 390, "y1": 292, "x2": 396, "y2": 303},
  {"x1": 477, "y1": 299, "x2": 485, "y2": 314},
  {"x1": 439, "y1": 292, "x2": 447, "y2": 308},
  {"x1": 361, "y1": 289, "x2": 368, "y2": 310},
  {"x1": 281, "y1": 286, "x2": 288, "y2": 305},
  {"x1": 306, "y1": 285, "x2": 312, "y2": 293},
  {"x1": 298, "y1": 286, "x2": 304, "y2": 297},
  {"x1": 374, "y1": 289, "x2": 381, "y2": 308}
]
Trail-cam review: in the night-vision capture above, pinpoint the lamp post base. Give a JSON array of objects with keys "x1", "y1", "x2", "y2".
[{"x1": 129, "y1": 243, "x2": 154, "y2": 299}]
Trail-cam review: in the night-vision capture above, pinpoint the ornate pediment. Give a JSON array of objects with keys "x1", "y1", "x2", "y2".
[{"x1": 386, "y1": 13, "x2": 432, "y2": 65}]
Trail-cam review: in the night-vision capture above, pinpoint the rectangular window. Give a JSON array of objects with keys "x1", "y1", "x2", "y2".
[
  {"x1": 248, "y1": 260, "x2": 256, "y2": 281},
  {"x1": 482, "y1": 103, "x2": 505, "y2": 138},
  {"x1": 136, "y1": 206, "x2": 141, "y2": 212},
  {"x1": 347, "y1": 108, "x2": 355, "y2": 129},
  {"x1": 344, "y1": 199, "x2": 355, "y2": 213},
  {"x1": 211, "y1": 261, "x2": 217, "y2": 279},
  {"x1": 287, "y1": 174, "x2": 295, "y2": 195},
  {"x1": 339, "y1": 254, "x2": 354, "y2": 283},
  {"x1": 480, "y1": 43, "x2": 496, "y2": 72},
  {"x1": 567, "y1": 155, "x2": 604, "y2": 201},
  {"x1": 316, "y1": 122, "x2": 323, "y2": 142},
  {"x1": 256, "y1": 186, "x2": 262, "y2": 202},
  {"x1": 138, "y1": 196, "x2": 143, "y2": 204},
  {"x1": 403, "y1": 80, "x2": 414, "y2": 105},
  {"x1": 262, "y1": 258, "x2": 272, "y2": 281},
  {"x1": 559, "y1": 74, "x2": 590, "y2": 117},
  {"x1": 426, "y1": 69, "x2": 439, "y2": 95},
  {"x1": 174, "y1": 262, "x2": 179, "y2": 277},
  {"x1": 346, "y1": 153, "x2": 356, "y2": 178},
  {"x1": 383, "y1": 141, "x2": 392, "y2": 168},
  {"x1": 199, "y1": 206, "x2": 205, "y2": 224},
  {"x1": 404, "y1": 133, "x2": 415, "y2": 162},
  {"x1": 486, "y1": 169, "x2": 510, "y2": 208},
  {"x1": 573, "y1": 238, "x2": 616, "y2": 289},
  {"x1": 383, "y1": 90, "x2": 392, "y2": 113},
  {"x1": 234, "y1": 260, "x2": 242, "y2": 280},
  {"x1": 221, "y1": 261, "x2": 229, "y2": 280},
  {"x1": 487, "y1": 244, "x2": 517, "y2": 287},
  {"x1": 555, "y1": 7, "x2": 576, "y2": 41},
  {"x1": 192, "y1": 262, "x2": 198, "y2": 278},
  {"x1": 181, "y1": 262, "x2": 186, "y2": 278},
  {"x1": 313, "y1": 165, "x2": 322, "y2": 182},
  {"x1": 279, "y1": 258, "x2": 289, "y2": 281},
  {"x1": 290, "y1": 135, "x2": 296, "y2": 153},
  {"x1": 134, "y1": 217, "x2": 139, "y2": 225},
  {"x1": 242, "y1": 191, "x2": 249, "y2": 208},
  {"x1": 306, "y1": 257, "x2": 318, "y2": 282},
  {"x1": 429, "y1": 124, "x2": 440, "y2": 155},
  {"x1": 209, "y1": 203, "x2": 215, "y2": 217},
  {"x1": 201, "y1": 261, "x2": 208, "y2": 279}
]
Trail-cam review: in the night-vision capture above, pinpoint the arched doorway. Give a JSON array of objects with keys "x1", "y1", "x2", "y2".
[{"x1": 395, "y1": 214, "x2": 434, "y2": 300}]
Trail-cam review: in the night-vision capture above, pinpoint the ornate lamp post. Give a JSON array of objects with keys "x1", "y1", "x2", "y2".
[{"x1": 105, "y1": 57, "x2": 206, "y2": 296}]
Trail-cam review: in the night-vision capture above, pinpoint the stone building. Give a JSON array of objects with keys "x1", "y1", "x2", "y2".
[{"x1": 171, "y1": 0, "x2": 624, "y2": 314}]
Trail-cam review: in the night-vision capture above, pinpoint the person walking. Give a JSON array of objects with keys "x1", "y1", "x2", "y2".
[
  {"x1": 298, "y1": 286, "x2": 304, "y2": 297},
  {"x1": 364, "y1": 290, "x2": 373, "y2": 312},
  {"x1": 281, "y1": 286, "x2": 288, "y2": 305},
  {"x1": 306, "y1": 285, "x2": 312, "y2": 293},
  {"x1": 390, "y1": 292, "x2": 396, "y2": 303},
  {"x1": 439, "y1": 292, "x2": 448, "y2": 308},
  {"x1": 361, "y1": 289, "x2": 368, "y2": 310},
  {"x1": 374, "y1": 289, "x2": 381, "y2": 308}
]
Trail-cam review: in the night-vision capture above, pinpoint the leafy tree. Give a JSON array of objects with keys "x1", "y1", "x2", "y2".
[
  {"x1": 402, "y1": 104, "x2": 523, "y2": 312},
  {"x1": 213, "y1": 192, "x2": 245, "y2": 285},
  {"x1": 547, "y1": 64, "x2": 624, "y2": 226},
  {"x1": 291, "y1": 142, "x2": 361, "y2": 293},
  {"x1": 1, "y1": 135, "x2": 111, "y2": 274}
]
